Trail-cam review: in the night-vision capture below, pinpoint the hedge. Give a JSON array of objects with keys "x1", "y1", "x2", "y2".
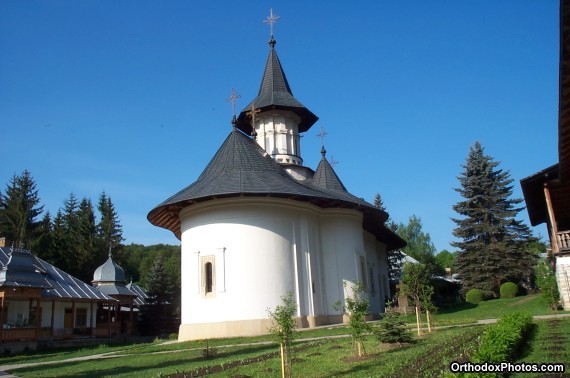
[{"x1": 474, "y1": 312, "x2": 533, "y2": 363}]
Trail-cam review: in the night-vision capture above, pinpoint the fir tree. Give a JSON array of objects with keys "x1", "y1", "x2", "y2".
[
  {"x1": 452, "y1": 142, "x2": 537, "y2": 297},
  {"x1": 76, "y1": 198, "x2": 97, "y2": 282},
  {"x1": 0, "y1": 170, "x2": 44, "y2": 248},
  {"x1": 97, "y1": 192, "x2": 123, "y2": 254},
  {"x1": 373, "y1": 192, "x2": 403, "y2": 282}
]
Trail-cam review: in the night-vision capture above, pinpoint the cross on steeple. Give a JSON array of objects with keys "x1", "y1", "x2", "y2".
[
  {"x1": 246, "y1": 103, "x2": 261, "y2": 126},
  {"x1": 329, "y1": 155, "x2": 339, "y2": 168},
  {"x1": 246, "y1": 103, "x2": 261, "y2": 139},
  {"x1": 263, "y1": 8, "x2": 280, "y2": 37},
  {"x1": 226, "y1": 88, "x2": 241, "y2": 116},
  {"x1": 316, "y1": 126, "x2": 328, "y2": 147}
]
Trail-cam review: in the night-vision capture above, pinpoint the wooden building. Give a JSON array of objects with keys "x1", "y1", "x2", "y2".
[{"x1": 521, "y1": 0, "x2": 570, "y2": 309}]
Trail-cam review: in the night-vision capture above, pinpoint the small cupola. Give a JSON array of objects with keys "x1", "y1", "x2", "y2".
[
  {"x1": 236, "y1": 9, "x2": 318, "y2": 166},
  {"x1": 92, "y1": 252, "x2": 126, "y2": 284}
]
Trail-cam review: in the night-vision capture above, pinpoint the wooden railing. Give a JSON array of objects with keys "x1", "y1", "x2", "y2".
[
  {"x1": 558, "y1": 230, "x2": 570, "y2": 252},
  {"x1": 2, "y1": 328, "x2": 36, "y2": 341}
]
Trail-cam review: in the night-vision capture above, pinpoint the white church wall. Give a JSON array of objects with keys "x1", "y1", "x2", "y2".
[
  {"x1": 319, "y1": 209, "x2": 365, "y2": 317},
  {"x1": 363, "y1": 232, "x2": 391, "y2": 315},
  {"x1": 179, "y1": 198, "x2": 322, "y2": 334}
]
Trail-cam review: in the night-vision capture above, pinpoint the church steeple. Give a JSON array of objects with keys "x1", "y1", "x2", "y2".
[{"x1": 236, "y1": 9, "x2": 318, "y2": 166}]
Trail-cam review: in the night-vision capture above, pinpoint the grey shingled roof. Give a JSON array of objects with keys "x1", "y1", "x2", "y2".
[
  {"x1": 0, "y1": 247, "x2": 115, "y2": 302},
  {"x1": 312, "y1": 148, "x2": 347, "y2": 192},
  {"x1": 236, "y1": 38, "x2": 318, "y2": 134},
  {"x1": 147, "y1": 127, "x2": 406, "y2": 250}
]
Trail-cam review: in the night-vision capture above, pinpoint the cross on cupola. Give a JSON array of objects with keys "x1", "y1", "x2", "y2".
[{"x1": 263, "y1": 8, "x2": 280, "y2": 38}]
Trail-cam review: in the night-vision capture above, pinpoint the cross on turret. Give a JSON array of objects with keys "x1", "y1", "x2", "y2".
[
  {"x1": 226, "y1": 88, "x2": 241, "y2": 116},
  {"x1": 263, "y1": 8, "x2": 280, "y2": 37}
]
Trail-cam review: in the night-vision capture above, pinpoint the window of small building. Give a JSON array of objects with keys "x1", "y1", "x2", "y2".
[{"x1": 76, "y1": 308, "x2": 87, "y2": 328}]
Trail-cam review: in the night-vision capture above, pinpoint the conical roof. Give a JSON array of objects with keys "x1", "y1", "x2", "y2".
[
  {"x1": 236, "y1": 38, "x2": 318, "y2": 134},
  {"x1": 312, "y1": 148, "x2": 347, "y2": 192},
  {"x1": 147, "y1": 126, "x2": 405, "y2": 250}
]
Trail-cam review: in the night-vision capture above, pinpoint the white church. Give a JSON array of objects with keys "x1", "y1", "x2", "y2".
[{"x1": 148, "y1": 19, "x2": 405, "y2": 341}]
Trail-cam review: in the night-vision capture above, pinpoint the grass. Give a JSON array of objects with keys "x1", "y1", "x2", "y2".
[
  {"x1": 512, "y1": 317, "x2": 570, "y2": 377},
  {"x1": 0, "y1": 294, "x2": 566, "y2": 377},
  {"x1": 399, "y1": 294, "x2": 563, "y2": 327}
]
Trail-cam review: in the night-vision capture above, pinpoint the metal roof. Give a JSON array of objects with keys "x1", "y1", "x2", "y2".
[
  {"x1": 147, "y1": 127, "x2": 406, "y2": 251},
  {"x1": 126, "y1": 282, "x2": 150, "y2": 306},
  {"x1": 0, "y1": 247, "x2": 115, "y2": 302},
  {"x1": 237, "y1": 38, "x2": 318, "y2": 134},
  {"x1": 93, "y1": 255, "x2": 127, "y2": 283}
]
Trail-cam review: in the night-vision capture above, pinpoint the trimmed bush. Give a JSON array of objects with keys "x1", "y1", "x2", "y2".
[
  {"x1": 474, "y1": 312, "x2": 533, "y2": 363},
  {"x1": 500, "y1": 282, "x2": 518, "y2": 298},
  {"x1": 465, "y1": 288, "x2": 483, "y2": 304}
]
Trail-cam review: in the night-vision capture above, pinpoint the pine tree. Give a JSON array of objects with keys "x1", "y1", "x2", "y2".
[
  {"x1": 76, "y1": 198, "x2": 97, "y2": 282},
  {"x1": 97, "y1": 192, "x2": 123, "y2": 254},
  {"x1": 452, "y1": 142, "x2": 537, "y2": 297},
  {"x1": 0, "y1": 170, "x2": 44, "y2": 248},
  {"x1": 373, "y1": 192, "x2": 403, "y2": 282}
]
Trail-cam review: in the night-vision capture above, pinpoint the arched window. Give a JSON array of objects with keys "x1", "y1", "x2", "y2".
[{"x1": 205, "y1": 262, "x2": 213, "y2": 293}]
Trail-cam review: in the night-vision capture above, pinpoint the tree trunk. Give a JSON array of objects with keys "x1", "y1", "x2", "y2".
[
  {"x1": 280, "y1": 343, "x2": 286, "y2": 378},
  {"x1": 415, "y1": 305, "x2": 422, "y2": 336}
]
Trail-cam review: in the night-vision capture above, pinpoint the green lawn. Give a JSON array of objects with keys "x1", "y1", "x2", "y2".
[
  {"x1": 0, "y1": 294, "x2": 566, "y2": 378},
  {"x1": 512, "y1": 317, "x2": 570, "y2": 377}
]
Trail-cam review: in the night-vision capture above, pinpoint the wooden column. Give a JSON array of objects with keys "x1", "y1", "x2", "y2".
[
  {"x1": 0, "y1": 294, "x2": 4, "y2": 343},
  {"x1": 51, "y1": 299, "x2": 55, "y2": 337},
  {"x1": 544, "y1": 183, "x2": 560, "y2": 254},
  {"x1": 107, "y1": 304, "x2": 112, "y2": 338},
  {"x1": 90, "y1": 302, "x2": 94, "y2": 337},
  {"x1": 129, "y1": 300, "x2": 134, "y2": 335},
  {"x1": 35, "y1": 299, "x2": 40, "y2": 340}
]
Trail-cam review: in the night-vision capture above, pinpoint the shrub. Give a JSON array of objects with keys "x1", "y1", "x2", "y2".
[
  {"x1": 465, "y1": 288, "x2": 483, "y2": 304},
  {"x1": 375, "y1": 303, "x2": 414, "y2": 344},
  {"x1": 500, "y1": 282, "x2": 518, "y2": 298},
  {"x1": 535, "y1": 259, "x2": 561, "y2": 310},
  {"x1": 474, "y1": 312, "x2": 533, "y2": 363}
]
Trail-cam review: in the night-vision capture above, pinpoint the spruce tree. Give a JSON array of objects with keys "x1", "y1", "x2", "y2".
[
  {"x1": 0, "y1": 170, "x2": 44, "y2": 248},
  {"x1": 97, "y1": 192, "x2": 123, "y2": 254},
  {"x1": 373, "y1": 192, "x2": 403, "y2": 281},
  {"x1": 452, "y1": 142, "x2": 536, "y2": 297}
]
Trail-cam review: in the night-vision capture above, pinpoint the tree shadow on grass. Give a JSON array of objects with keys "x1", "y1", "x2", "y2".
[
  {"x1": 11, "y1": 356, "x2": 195, "y2": 378},
  {"x1": 10, "y1": 344, "x2": 279, "y2": 378},
  {"x1": 437, "y1": 302, "x2": 477, "y2": 315}
]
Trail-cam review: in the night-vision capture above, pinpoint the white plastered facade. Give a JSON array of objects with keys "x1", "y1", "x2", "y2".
[{"x1": 178, "y1": 197, "x2": 391, "y2": 341}]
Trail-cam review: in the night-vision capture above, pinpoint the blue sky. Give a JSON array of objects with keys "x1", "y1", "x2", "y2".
[{"x1": 0, "y1": 1, "x2": 559, "y2": 252}]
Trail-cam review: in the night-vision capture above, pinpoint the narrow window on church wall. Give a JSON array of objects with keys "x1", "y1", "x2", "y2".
[
  {"x1": 200, "y1": 256, "x2": 216, "y2": 297},
  {"x1": 205, "y1": 263, "x2": 213, "y2": 293}
]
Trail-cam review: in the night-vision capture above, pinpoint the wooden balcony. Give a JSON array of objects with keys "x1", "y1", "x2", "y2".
[{"x1": 557, "y1": 230, "x2": 570, "y2": 253}]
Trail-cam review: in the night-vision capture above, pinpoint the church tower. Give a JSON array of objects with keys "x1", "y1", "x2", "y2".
[
  {"x1": 148, "y1": 9, "x2": 405, "y2": 342},
  {"x1": 236, "y1": 13, "x2": 317, "y2": 175}
]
